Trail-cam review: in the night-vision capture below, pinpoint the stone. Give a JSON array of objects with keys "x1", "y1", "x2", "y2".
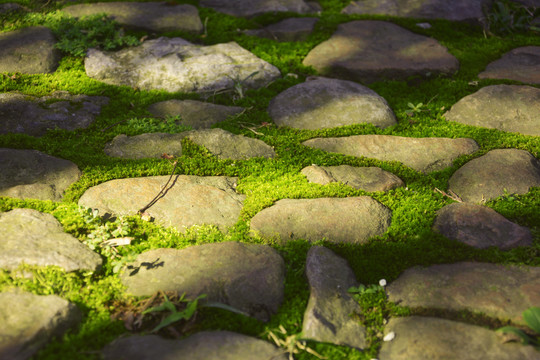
[
  {"x1": 268, "y1": 76, "x2": 397, "y2": 130},
  {"x1": 121, "y1": 242, "x2": 285, "y2": 321},
  {"x1": 147, "y1": 99, "x2": 244, "y2": 129},
  {"x1": 0, "y1": 149, "x2": 81, "y2": 201},
  {"x1": 433, "y1": 202, "x2": 533, "y2": 250},
  {"x1": 0, "y1": 208, "x2": 102, "y2": 272},
  {"x1": 103, "y1": 332, "x2": 287, "y2": 360},
  {"x1": 302, "y1": 246, "x2": 366, "y2": 349},
  {"x1": 386, "y1": 262, "x2": 540, "y2": 325},
  {"x1": 303, "y1": 135, "x2": 479, "y2": 173},
  {"x1": 62, "y1": 2, "x2": 202, "y2": 33},
  {"x1": 85, "y1": 37, "x2": 281, "y2": 93},
  {"x1": 378, "y1": 316, "x2": 539, "y2": 360},
  {"x1": 479, "y1": 47, "x2": 540, "y2": 84},
  {"x1": 0, "y1": 26, "x2": 60, "y2": 74},
  {"x1": 303, "y1": 21, "x2": 459, "y2": 84},
  {"x1": 250, "y1": 196, "x2": 391, "y2": 244},
  {"x1": 244, "y1": 17, "x2": 319, "y2": 42},
  {"x1": 444, "y1": 85, "x2": 540, "y2": 136},
  {"x1": 448, "y1": 149, "x2": 540, "y2": 203},
  {"x1": 79, "y1": 175, "x2": 245, "y2": 232},
  {"x1": 0, "y1": 291, "x2": 81, "y2": 360},
  {"x1": 0, "y1": 91, "x2": 109, "y2": 137},
  {"x1": 104, "y1": 133, "x2": 186, "y2": 159},
  {"x1": 199, "y1": 0, "x2": 318, "y2": 17},
  {"x1": 0, "y1": 3, "x2": 23, "y2": 14},
  {"x1": 301, "y1": 165, "x2": 404, "y2": 192},
  {"x1": 342, "y1": 0, "x2": 490, "y2": 22}
]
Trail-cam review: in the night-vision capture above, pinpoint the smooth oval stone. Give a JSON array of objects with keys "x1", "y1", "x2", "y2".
[
  {"x1": 479, "y1": 46, "x2": 540, "y2": 84},
  {"x1": 199, "y1": 0, "x2": 317, "y2": 17}
]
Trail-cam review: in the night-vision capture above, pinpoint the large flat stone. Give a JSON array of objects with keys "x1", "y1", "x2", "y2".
[
  {"x1": 444, "y1": 85, "x2": 540, "y2": 136},
  {"x1": 303, "y1": 21, "x2": 459, "y2": 84},
  {"x1": 199, "y1": 0, "x2": 318, "y2": 17},
  {"x1": 250, "y1": 197, "x2": 391, "y2": 244},
  {"x1": 386, "y1": 262, "x2": 540, "y2": 325},
  {"x1": 79, "y1": 176, "x2": 245, "y2": 232},
  {"x1": 121, "y1": 242, "x2": 285, "y2": 321},
  {"x1": 303, "y1": 135, "x2": 479, "y2": 173},
  {"x1": 0, "y1": 149, "x2": 81, "y2": 202},
  {"x1": 104, "y1": 133, "x2": 186, "y2": 159},
  {"x1": 479, "y1": 46, "x2": 540, "y2": 84},
  {"x1": 244, "y1": 17, "x2": 319, "y2": 42},
  {"x1": 85, "y1": 38, "x2": 281, "y2": 94},
  {"x1": 268, "y1": 76, "x2": 396, "y2": 130}
]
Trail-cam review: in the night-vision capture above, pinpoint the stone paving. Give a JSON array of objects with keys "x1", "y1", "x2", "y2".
[{"x1": 0, "y1": 0, "x2": 539, "y2": 359}]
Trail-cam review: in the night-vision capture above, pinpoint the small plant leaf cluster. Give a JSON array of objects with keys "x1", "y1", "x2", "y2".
[
  {"x1": 485, "y1": 0, "x2": 540, "y2": 35},
  {"x1": 498, "y1": 307, "x2": 540, "y2": 348}
]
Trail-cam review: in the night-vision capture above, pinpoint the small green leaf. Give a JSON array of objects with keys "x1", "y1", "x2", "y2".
[
  {"x1": 523, "y1": 307, "x2": 540, "y2": 334},
  {"x1": 497, "y1": 326, "x2": 533, "y2": 344}
]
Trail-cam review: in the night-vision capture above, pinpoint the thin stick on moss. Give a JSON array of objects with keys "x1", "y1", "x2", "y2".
[{"x1": 138, "y1": 160, "x2": 178, "y2": 215}]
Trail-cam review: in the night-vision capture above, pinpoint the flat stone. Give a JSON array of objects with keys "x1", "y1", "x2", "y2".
[
  {"x1": 85, "y1": 37, "x2": 281, "y2": 94},
  {"x1": 0, "y1": 149, "x2": 81, "y2": 201},
  {"x1": 342, "y1": 0, "x2": 489, "y2": 22},
  {"x1": 303, "y1": 135, "x2": 479, "y2": 173},
  {"x1": 386, "y1": 262, "x2": 540, "y2": 325},
  {"x1": 199, "y1": 0, "x2": 318, "y2": 17},
  {"x1": 148, "y1": 99, "x2": 244, "y2": 129},
  {"x1": 0, "y1": 291, "x2": 81, "y2": 360},
  {"x1": 303, "y1": 21, "x2": 459, "y2": 84},
  {"x1": 479, "y1": 47, "x2": 540, "y2": 84},
  {"x1": 0, "y1": 209, "x2": 102, "y2": 272},
  {"x1": 444, "y1": 85, "x2": 540, "y2": 136},
  {"x1": 0, "y1": 26, "x2": 60, "y2": 74},
  {"x1": 448, "y1": 149, "x2": 540, "y2": 203},
  {"x1": 0, "y1": 3, "x2": 23, "y2": 14},
  {"x1": 268, "y1": 76, "x2": 397, "y2": 130},
  {"x1": 250, "y1": 196, "x2": 391, "y2": 244},
  {"x1": 0, "y1": 91, "x2": 109, "y2": 137},
  {"x1": 103, "y1": 332, "x2": 287, "y2": 360},
  {"x1": 301, "y1": 165, "x2": 404, "y2": 192},
  {"x1": 302, "y1": 246, "x2": 366, "y2": 349},
  {"x1": 62, "y1": 2, "x2": 202, "y2": 33},
  {"x1": 379, "y1": 316, "x2": 539, "y2": 360},
  {"x1": 121, "y1": 242, "x2": 285, "y2": 321},
  {"x1": 104, "y1": 133, "x2": 186, "y2": 159},
  {"x1": 79, "y1": 176, "x2": 245, "y2": 232},
  {"x1": 244, "y1": 17, "x2": 319, "y2": 42},
  {"x1": 433, "y1": 203, "x2": 533, "y2": 250}
]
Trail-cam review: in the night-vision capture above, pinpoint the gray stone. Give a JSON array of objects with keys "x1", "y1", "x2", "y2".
[
  {"x1": 0, "y1": 291, "x2": 81, "y2": 360},
  {"x1": 387, "y1": 262, "x2": 540, "y2": 325},
  {"x1": 433, "y1": 202, "x2": 533, "y2": 250},
  {"x1": 303, "y1": 135, "x2": 479, "y2": 173},
  {"x1": 199, "y1": 0, "x2": 318, "y2": 17},
  {"x1": 342, "y1": 0, "x2": 490, "y2": 22},
  {"x1": 444, "y1": 85, "x2": 540, "y2": 136},
  {"x1": 148, "y1": 99, "x2": 244, "y2": 129},
  {"x1": 62, "y1": 2, "x2": 202, "y2": 33},
  {"x1": 0, "y1": 3, "x2": 23, "y2": 14},
  {"x1": 103, "y1": 332, "x2": 287, "y2": 360},
  {"x1": 85, "y1": 37, "x2": 281, "y2": 93},
  {"x1": 0, "y1": 149, "x2": 81, "y2": 201},
  {"x1": 0, "y1": 26, "x2": 60, "y2": 74},
  {"x1": 479, "y1": 47, "x2": 540, "y2": 84},
  {"x1": 301, "y1": 165, "x2": 404, "y2": 192},
  {"x1": 121, "y1": 242, "x2": 285, "y2": 321},
  {"x1": 302, "y1": 246, "x2": 366, "y2": 349},
  {"x1": 244, "y1": 17, "x2": 319, "y2": 42},
  {"x1": 250, "y1": 196, "x2": 391, "y2": 244},
  {"x1": 379, "y1": 316, "x2": 539, "y2": 360},
  {"x1": 104, "y1": 133, "x2": 186, "y2": 159},
  {"x1": 448, "y1": 149, "x2": 540, "y2": 203},
  {"x1": 0, "y1": 91, "x2": 109, "y2": 137},
  {"x1": 303, "y1": 21, "x2": 459, "y2": 84},
  {"x1": 0, "y1": 209, "x2": 102, "y2": 272},
  {"x1": 79, "y1": 176, "x2": 245, "y2": 232},
  {"x1": 268, "y1": 77, "x2": 397, "y2": 130}
]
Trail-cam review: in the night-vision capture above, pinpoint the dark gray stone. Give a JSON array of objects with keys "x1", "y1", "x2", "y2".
[
  {"x1": 479, "y1": 47, "x2": 540, "y2": 84},
  {"x1": 0, "y1": 3, "x2": 23, "y2": 14},
  {"x1": 199, "y1": 0, "x2": 318, "y2": 17},
  {"x1": 244, "y1": 17, "x2": 319, "y2": 42}
]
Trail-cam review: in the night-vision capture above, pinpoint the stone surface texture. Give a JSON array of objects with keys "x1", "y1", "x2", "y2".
[
  {"x1": 0, "y1": 149, "x2": 81, "y2": 201},
  {"x1": 303, "y1": 135, "x2": 479, "y2": 173},
  {"x1": 444, "y1": 85, "x2": 540, "y2": 136},
  {"x1": 0, "y1": 291, "x2": 81, "y2": 360},
  {"x1": 85, "y1": 37, "x2": 281, "y2": 93},
  {"x1": 244, "y1": 17, "x2": 319, "y2": 42},
  {"x1": 0, "y1": 3, "x2": 23, "y2": 14},
  {"x1": 448, "y1": 149, "x2": 540, "y2": 203},
  {"x1": 387, "y1": 262, "x2": 540, "y2": 325},
  {"x1": 302, "y1": 246, "x2": 366, "y2": 349},
  {"x1": 79, "y1": 176, "x2": 245, "y2": 232},
  {"x1": 199, "y1": 0, "x2": 317, "y2": 17},
  {"x1": 268, "y1": 76, "x2": 396, "y2": 130},
  {"x1": 121, "y1": 242, "x2": 285, "y2": 321},
  {"x1": 479, "y1": 46, "x2": 540, "y2": 84},
  {"x1": 303, "y1": 21, "x2": 459, "y2": 84},
  {"x1": 250, "y1": 196, "x2": 391, "y2": 244},
  {"x1": 104, "y1": 133, "x2": 186, "y2": 159}
]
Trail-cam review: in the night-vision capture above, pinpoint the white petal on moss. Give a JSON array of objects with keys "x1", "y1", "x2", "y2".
[{"x1": 383, "y1": 331, "x2": 395, "y2": 342}]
